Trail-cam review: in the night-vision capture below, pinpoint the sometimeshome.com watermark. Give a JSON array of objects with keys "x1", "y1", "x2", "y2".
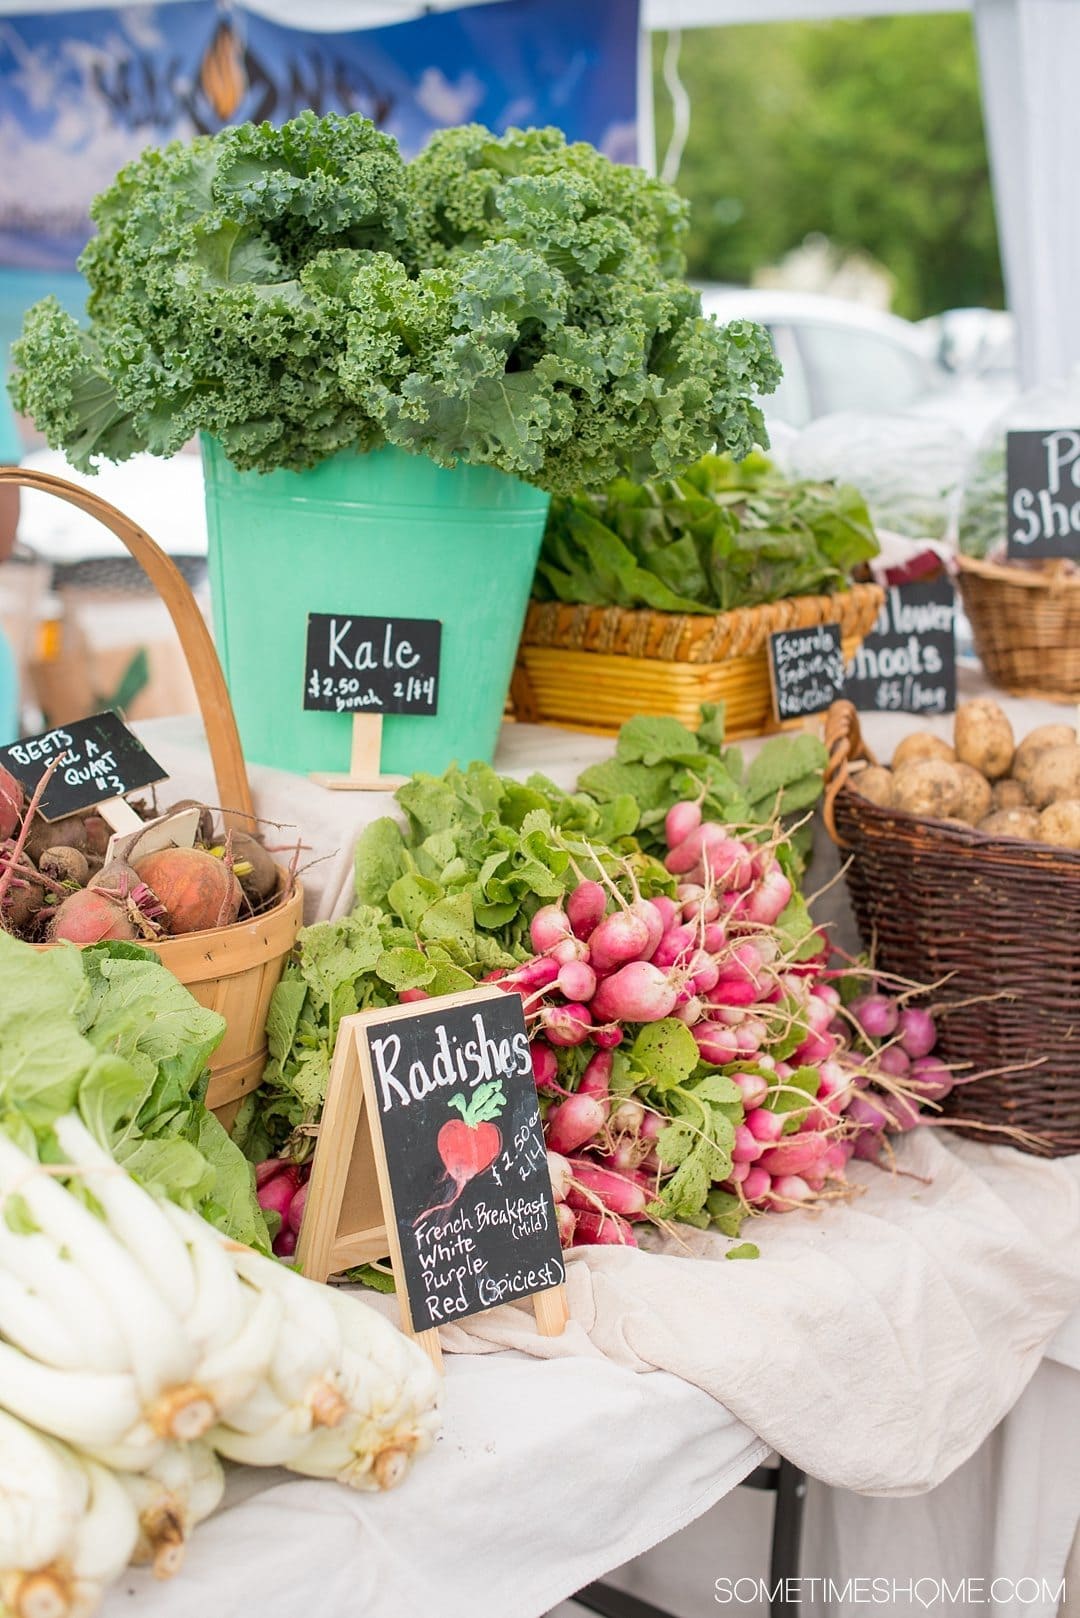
[{"x1": 714, "y1": 1578, "x2": 1066, "y2": 1608}]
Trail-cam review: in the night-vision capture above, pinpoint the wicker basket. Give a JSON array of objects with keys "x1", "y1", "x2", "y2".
[
  {"x1": 957, "y1": 554, "x2": 1080, "y2": 700},
  {"x1": 1, "y1": 467, "x2": 304, "y2": 1128},
  {"x1": 823, "y1": 699, "x2": 1080, "y2": 1157},
  {"x1": 512, "y1": 583, "x2": 884, "y2": 739}
]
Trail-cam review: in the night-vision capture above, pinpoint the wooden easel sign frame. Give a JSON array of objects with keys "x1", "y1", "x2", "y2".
[{"x1": 295, "y1": 986, "x2": 570, "y2": 1370}]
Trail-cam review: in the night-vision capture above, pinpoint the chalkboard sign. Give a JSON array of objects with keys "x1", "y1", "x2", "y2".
[
  {"x1": 843, "y1": 578, "x2": 956, "y2": 715},
  {"x1": 1006, "y1": 428, "x2": 1080, "y2": 560},
  {"x1": 0, "y1": 713, "x2": 166, "y2": 821},
  {"x1": 768, "y1": 623, "x2": 845, "y2": 721},
  {"x1": 295, "y1": 987, "x2": 569, "y2": 1363},
  {"x1": 304, "y1": 614, "x2": 441, "y2": 716}
]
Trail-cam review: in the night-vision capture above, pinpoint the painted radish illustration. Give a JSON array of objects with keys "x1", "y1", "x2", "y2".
[{"x1": 413, "y1": 1082, "x2": 507, "y2": 1226}]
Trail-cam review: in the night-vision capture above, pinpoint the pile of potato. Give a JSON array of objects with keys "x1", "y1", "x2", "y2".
[{"x1": 850, "y1": 698, "x2": 1080, "y2": 850}]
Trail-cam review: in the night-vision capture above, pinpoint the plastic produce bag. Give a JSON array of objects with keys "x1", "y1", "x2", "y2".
[
  {"x1": 958, "y1": 370, "x2": 1080, "y2": 562},
  {"x1": 775, "y1": 411, "x2": 969, "y2": 542}
]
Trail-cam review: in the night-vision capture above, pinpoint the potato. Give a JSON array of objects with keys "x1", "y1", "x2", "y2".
[
  {"x1": 951, "y1": 762, "x2": 993, "y2": 825},
  {"x1": 1013, "y1": 724, "x2": 1078, "y2": 788},
  {"x1": 1038, "y1": 800, "x2": 1080, "y2": 850},
  {"x1": 977, "y1": 808, "x2": 1042, "y2": 840},
  {"x1": 953, "y1": 698, "x2": 1014, "y2": 779},
  {"x1": 891, "y1": 733, "x2": 955, "y2": 770},
  {"x1": 1027, "y1": 745, "x2": 1080, "y2": 809},
  {"x1": 892, "y1": 759, "x2": 963, "y2": 820},
  {"x1": 991, "y1": 778, "x2": 1029, "y2": 811},
  {"x1": 850, "y1": 766, "x2": 894, "y2": 807}
]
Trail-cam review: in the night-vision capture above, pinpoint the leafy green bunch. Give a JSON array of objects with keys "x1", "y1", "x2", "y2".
[
  {"x1": 536, "y1": 450, "x2": 879, "y2": 613},
  {"x1": 11, "y1": 114, "x2": 779, "y2": 492}
]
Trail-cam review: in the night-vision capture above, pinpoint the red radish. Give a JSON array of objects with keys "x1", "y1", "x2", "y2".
[
  {"x1": 546, "y1": 1151, "x2": 573, "y2": 1203},
  {"x1": 255, "y1": 1157, "x2": 288, "y2": 1189},
  {"x1": 709, "y1": 977, "x2": 762, "y2": 1011},
  {"x1": 592, "y1": 961, "x2": 678, "y2": 1024},
  {"x1": 758, "y1": 1132, "x2": 831, "y2": 1178},
  {"x1": 550, "y1": 936, "x2": 590, "y2": 965},
  {"x1": 505, "y1": 956, "x2": 560, "y2": 993},
  {"x1": 567, "y1": 881, "x2": 607, "y2": 940},
  {"x1": 648, "y1": 895, "x2": 680, "y2": 934},
  {"x1": 629, "y1": 898, "x2": 665, "y2": 959},
  {"x1": 0, "y1": 764, "x2": 20, "y2": 842},
  {"x1": 909, "y1": 1055, "x2": 952, "y2": 1102},
  {"x1": 49, "y1": 888, "x2": 139, "y2": 943},
  {"x1": 730, "y1": 1160, "x2": 751, "y2": 1184},
  {"x1": 579, "y1": 1050, "x2": 613, "y2": 1098},
  {"x1": 557, "y1": 959, "x2": 597, "y2": 1002},
  {"x1": 678, "y1": 885, "x2": 721, "y2": 923},
  {"x1": 664, "y1": 825, "x2": 710, "y2": 876},
  {"x1": 689, "y1": 951, "x2": 720, "y2": 995},
  {"x1": 566, "y1": 1159, "x2": 648, "y2": 1219},
  {"x1": 572, "y1": 1208, "x2": 637, "y2": 1247},
  {"x1": 610, "y1": 1097, "x2": 644, "y2": 1134},
  {"x1": 592, "y1": 1022, "x2": 624, "y2": 1050},
  {"x1": 639, "y1": 1111, "x2": 664, "y2": 1143},
  {"x1": 733, "y1": 1124, "x2": 764, "y2": 1164},
  {"x1": 885, "y1": 1092, "x2": 922, "y2": 1133},
  {"x1": 665, "y1": 800, "x2": 702, "y2": 849},
  {"x1": 542, "y1": 1002, "x2": 593, "y2": 1047},
  {"x1": 897, "y1": 1006, "x2": 937, "y2": 1059},
  {"x1": 793, "y1": 1031, "x2": 836, "y2": 1066},
  {"x1": 546, "y1": 1092, "x2": 609, "y2": 1155},
  {"x1": 744, "y1": 866, "x2": 793, "y2": 926},
  {"x1": 745, "y1": 1106, "x2": 784, "y2": 1144},
  {"x1": 556, "y1": 1204, "x2": 577, "y2": 1246},
  {"x1": 287, "y1": 1180, "x2": 308, "y2": 1234},
  {"x1": 817, "y1": 983, "x2": 841, "y2": 1009},
  {"x1": 700, "y1": 837, "x2": 753, "y2": 890},
  {"x1": 257, "y1": 1167, "x2": 299, "y2": 1220},
  {"x1": 693, "y1": 1021, "x2": 740, "y2": 1063},
  {"x1": 768, "y1": 1173, "x2": 814, "y2": 1208},
  {"x1": 530, "y1": 1039, "x2": 561, "y2": 1093},
  {"x1": 675, "y1": 996, "x2": 704, "y2": 1026},
  {"x1": 876, "y1": 1045, "x2": 910, "y2": 1078},
  {"x1": 823, "y1": 1139, "x2": 854, "y2": 1174},
  {"x1": 731, "y1": 1070, "x2": 769, "y2": 1110},
  {"x1": 850, "y1": 993, "x2": 899, "y2": 1039},
  {"x1": 702, "y1": 922, "x2": 726, "y2": 954},
  {"x1": 735, "y1": 1017, "x2": 767, "y2": 1055},
  {"x1": 398, "y1": 987, "x2": 431, "y2": 1004},
  {"x1": 852, "y1": 1130, "x2": 885, "y2": 1162},
  {"x1": 414, "y1": 1088, "x2": 505, "y2": 1225},
  {"x1": 650, "y1": 924, "x2": 696, "y2": 969},
  {"x1": 530, "y1": 904, "x2": 572, "y2": 954},
  {"x1": 742, "y1": 1166, "x2": 771, "y2": 1202},
  {"x1": 603, "y1": 1141, "x2": 641, "y2": 1176},
  {"x1": 274, "y1": 1226, "x2": 298, "y2": 1258},
  {"x1": 588, "y1": 910, "x2": 651, "y2": 971},
  {"x1": 845, "y1": 1092, "x2": 892, "y2": 1132}
]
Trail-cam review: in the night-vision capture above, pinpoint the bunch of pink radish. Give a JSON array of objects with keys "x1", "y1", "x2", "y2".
[{"x1": 255, "y1": 1158, "x2": 311, "y2": 1257}]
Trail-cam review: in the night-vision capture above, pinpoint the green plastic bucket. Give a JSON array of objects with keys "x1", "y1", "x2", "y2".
[{"x1": 201, "y1": 438, "x2": 550, "y2": 778}]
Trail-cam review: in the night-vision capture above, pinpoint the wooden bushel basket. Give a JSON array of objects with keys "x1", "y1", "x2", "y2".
[
  {"x1": 2, "y1": 467, "x2": 303, "y2": 1128},
  {"x1": 956, "y1": 554, "x2": 1080, "y2": 701},
  {"x1": 823, "y1": 699, "x2": 1080, "y2": 1157}
]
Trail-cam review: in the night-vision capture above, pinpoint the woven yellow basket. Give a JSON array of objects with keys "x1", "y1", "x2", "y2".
[
  {"x1": 511, "y1": 583, "x2": 884, "y2": 739},
  {"x1": 956, "y1": 554, "x2": 1080, "y2": 701}
]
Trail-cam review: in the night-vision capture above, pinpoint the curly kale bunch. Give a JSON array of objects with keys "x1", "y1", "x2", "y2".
[{"x1": 12, "y1": 113, "x2": 779, "y2": 492}]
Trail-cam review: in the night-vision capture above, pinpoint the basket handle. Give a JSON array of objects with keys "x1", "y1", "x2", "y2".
[
  {"x1": 0, "y1": 466, "x2": 254, "y2": 830},
  {"x1": 823, "y1": 700, "x2": 875, "y2": 849}
]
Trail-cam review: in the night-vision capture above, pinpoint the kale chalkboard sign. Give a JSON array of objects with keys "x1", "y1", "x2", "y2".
[
  {"x1": 768, "y1": 623, "x2": 845, "y2": 721},
  {"x1": 0, "y1": 712, "x2": 166, "y2": 821},
  {"x1": 296, "y1": 987, "x2": 569, "y2": 1365},
  {"x1": 1006, "y1": 428, "x2": 1080, "y2": 560},
  {"x1": 843, "y1": 578, "x2": 956, "y2": 715},
  {"x1": 304, "y1": 613, "x2": 441, "y2": 716}
]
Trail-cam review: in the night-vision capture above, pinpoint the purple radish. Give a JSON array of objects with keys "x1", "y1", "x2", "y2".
[
  {"x1": 909, "y1": 1055, "x2": 953, "y2": 1102},
  {"x1": 274, "y1": 1226, "x2": 298, "y2": 1258},
  {"x1": 665, "y1": 799, "x2": 702, "y2": 849},
  {"x1": 557, "y1": 959, "x2": 597, "y2": 1002},
  {"x1": 876, "y1": 1044, "x2": 910, "y2": 1078},
  {"x1": 588, "y1": 910, "x2": 652, "y2": 972},
  {"x1": 850, "y1": 993, "x2": 899, "y2": 1040},
  {"x1": 287, "y1": 1180, "x2": 308, "y2": 1234},
  {"x1": 546, "y1": 1092, "x2": 610, "y2": 1154},
  {"x1": 542, "y1": 1002, "x2": 594, "y2": 1047},
  {"x1": 897, "y1": 1006, "x2": 937, "y2": 1059},
  {"x1": 845, "y1": 1091, "x2": 892, "y2": 1132},
  {"x1": 885, "y1": 1093, "x2": 922, "y2": 1132},
  {"x1": 567, "y1": 881, "x2": 607, "y2": 941},
  {"x1": 852, "y1": 1130, "x2": 885, "y2": 1163},
  {"x1": 592, "y1": 961, "x2": 679, "y2": 1024},
  {"x1": 530, "y1": 905, "x2": 572, "y2": 954}
]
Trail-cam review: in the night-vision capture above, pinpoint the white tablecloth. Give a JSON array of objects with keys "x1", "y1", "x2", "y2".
[{"x1": 114, "y1": 683, "x2": 1080, "y2": 1618}]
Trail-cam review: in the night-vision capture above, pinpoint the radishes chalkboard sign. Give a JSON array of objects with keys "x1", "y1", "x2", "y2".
[{"x1": 295, "y1": 986, "x2": 569, "y2": 1368}]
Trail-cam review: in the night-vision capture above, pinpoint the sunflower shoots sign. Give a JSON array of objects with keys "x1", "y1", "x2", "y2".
[{"x1": 296, "y1": 987, "x2": 568, "y2": 1366}]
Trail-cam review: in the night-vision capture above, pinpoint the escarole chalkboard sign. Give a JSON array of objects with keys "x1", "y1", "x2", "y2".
[
  {"x1": 1007, "y1": 429, "x2": 1080, "y2": 560},
  {"x1": 295, "y1": 987, "x2": 569, "y2": 1368},
  {"x1": 767, "y1": 624, "x2": 845, "y2": 721}
]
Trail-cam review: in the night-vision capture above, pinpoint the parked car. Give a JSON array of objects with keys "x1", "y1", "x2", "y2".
[{"x1": 696, "y1": 286, "x2": 1014, "y2": 438}]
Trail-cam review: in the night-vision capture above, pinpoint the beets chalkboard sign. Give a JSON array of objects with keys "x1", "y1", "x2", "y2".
[
  {"x1": 296, "y1": 987, "x2": 569, "y2": 1363},
  {"x1": 1006, "y1": 428, "x2": 1080, "y2": 560},
  {"x1": 768, "y1": 623, "x2": 845, "y2": 721},
  {"x1": 843, "y1": 578, "x2": 956, "y2": 715},
  {"x1": 0, "y1": 713, "x2": 166, "y2": 821},
  {"x1": 304, "y1": 613, "x2": 441, "y2": 716}
]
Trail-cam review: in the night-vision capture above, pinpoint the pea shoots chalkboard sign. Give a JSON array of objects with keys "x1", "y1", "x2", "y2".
[
  {"x1": 767, "y1": 623, "x2": 845, "y2": 722},
  {"x1": 305, "y1": 613, "x2": 442, "y2": 792},
  {"x1": 0, "y1": 712, "x2": 166, "y2": 822},
  {"x1": 295, "y1": 987, "x2": 569, "y2": 1369},
  {"x1": 843, "y1": 578, "x2": 956, "y2": 715},
  {"x1": 1006, "y1": 429, "x2": 1080, "y2": 560}
]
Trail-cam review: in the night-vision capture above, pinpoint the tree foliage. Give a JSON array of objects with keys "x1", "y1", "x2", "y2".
[{"x1": 652, "y1": 14, "x2": 1004, "y2": 320}]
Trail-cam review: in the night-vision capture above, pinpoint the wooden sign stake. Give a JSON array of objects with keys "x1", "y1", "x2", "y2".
[
  {"x1": 101, "y1": 800, "x2": 201, "y2": 867},
  {"x1": 296, "y1": 993, "x2": 570, "y2": 1372},
  {"x1": 309, "y1": 714, "x2": 409, "y2": 793}
]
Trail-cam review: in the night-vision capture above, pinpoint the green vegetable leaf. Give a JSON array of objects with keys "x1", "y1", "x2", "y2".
[
  {"x1": 376, "y1": 947, "x2": 436, "y2": 992},
  {"x1": 629, "y1": 1019, "x2": 700, "y2": 1091},
  {"x1": 725, "y1": 1242, "x2": 760, "y2": 1261},
  {"x1": 354, "y1": 817, "x2": 408, "y2": 907}
]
